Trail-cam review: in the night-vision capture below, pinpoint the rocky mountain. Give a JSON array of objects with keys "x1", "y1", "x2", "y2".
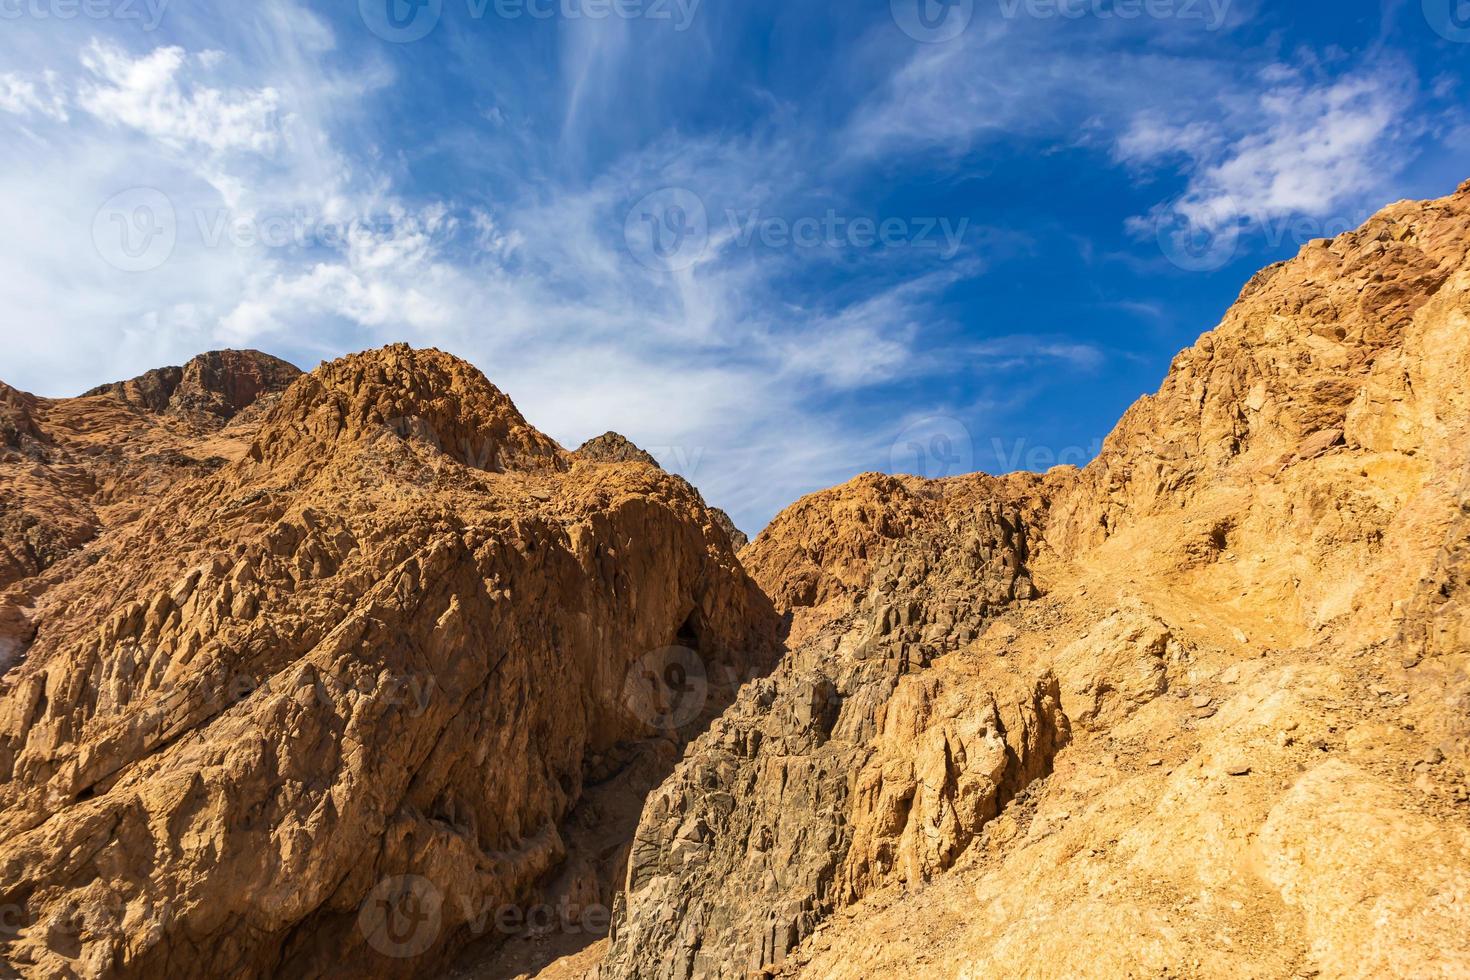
[
  {"x1": 0, "y1": 352, "x2": 303, "y2": 642},
  {"x1": 1, "y1": 180, "x2": 1468, "y2": 980},
  {"x1": 575, "y1": 433, "x2": 749, "y2": 552},
  {"x1": 594, "y1": 179, "x2": 1470, "y2": 979},
  {"x1": 83, "y1": 351, "x2": 302, "y2": 423},
  {"x1": 0, "y1": 346, "x2": 777, "y2": 978},
  {"x1": 575, "y1": 433, "x2": 662, "y2": 469}
]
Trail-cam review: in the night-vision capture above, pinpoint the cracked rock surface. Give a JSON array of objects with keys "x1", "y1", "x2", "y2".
[
  {"x1": 6, "y1": 180, "x2": 1470, "y2": 980},
  {"x1": 0, "y1": 346, "x2": 778, "y2": 978}
]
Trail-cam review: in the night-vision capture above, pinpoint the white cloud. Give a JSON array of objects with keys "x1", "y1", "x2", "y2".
[
  {"x1": 1114, "y1": 116, "x2": 1220, "y2": 167},
  {"x1": 77, "y1": 42, "x2": 282, "y2": 155},
  {"x1": 471, "y1": 209, "x2": 524, "y2": 260},
  {"x1": 1125, "y1": 68, "x2": 1415, "y2": 232},
  {"x1": 844, "y1": 25, "x2": 1034, "y2": 160},
  {"x1": 970, "y1": 337, "x2": 1106, "y2": 373},
  {"x1": 0, "y1": 5, "x2": 1133, "y2": 532},
  {"x1": 843, "y1": 11, "x2": 1433, "y2": 261},
  {"x1": 0, "y1": 70, "x2": 68, "y2": 121},
  {"x1": 842, "y1": 15, "x2": 1235, "y2": 163},
  {"x1": 188, "y1": 114, "x2": 995, "y2": 528}
]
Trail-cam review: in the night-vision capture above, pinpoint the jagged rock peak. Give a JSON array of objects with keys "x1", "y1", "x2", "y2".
[
  {"x1": 0, "y1": 336, "x2": 781, "y2": 978},
  {"x1": 576, "y1": 431, "x2": 663, "y2": 468},
  {"x1": 250, "y1": 343, "x2": 566, "y2": 473},
  {"x1": 0, "y1": 382, "x2": 43, "y2": 451},
  {"x1": 710, "y1": 508, "x2": 749, "y2": 552},
  {"x1": 83, "y1": 349, "x2": 301, "y2": 421},
  {"x1": 575, "y1": 433, "x2": 752, "y2": 550}
]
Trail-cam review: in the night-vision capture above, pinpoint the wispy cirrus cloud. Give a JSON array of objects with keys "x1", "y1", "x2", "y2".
[
  {"x1": 840, "y1": 8, "x2": 1449, "y2": 256},
  {"x1": 0, "y1": 17, "x2": 997, "y2": 529},
  {"x1": 1, "y1": 0, "x2": 1464, "y2": 533},
  {"x1": 0, "y1": 70, "x2": 69, "y2": 121},
  {"x1": 1119, "y1": 63, "x2": 1418, "y2": 232},
  {"x1": 77, "y1": 42, "x2": 283, "y2": 154}
]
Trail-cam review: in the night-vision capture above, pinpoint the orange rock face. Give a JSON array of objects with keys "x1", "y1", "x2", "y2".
[
  {"x1": 599, "y1": 183, "x2": 1470, "y2": 978},
  {"x1": 4, "y1": 181, "x2": 1470, "y2": 980},
  {"x1": 0, "y1": 352, "x2": 302, "y2": 594},
  {"x1": 0, "y1": 346, "x2": 777, "y2": 978}
]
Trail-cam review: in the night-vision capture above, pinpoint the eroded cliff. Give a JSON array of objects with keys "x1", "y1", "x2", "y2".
[
  {"x1": 0, "y1": 346, "x2": 779, "y2": 978},
  {"x1": 3, "y1": 179, "x2": 1470, "y2": 980},
  {"x1": 595, "y1": 180, "x2": 1470, "y2": 979}
]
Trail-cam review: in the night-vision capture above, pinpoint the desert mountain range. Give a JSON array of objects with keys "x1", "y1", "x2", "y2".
[{"x1": 1, "y1": 181, "x2": 1468, "y2": 979}]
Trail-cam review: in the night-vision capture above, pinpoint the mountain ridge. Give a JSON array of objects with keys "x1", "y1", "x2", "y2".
[
  {"x1": 596, "y1": 177, "x2": 1470, "y2": 979},
  {"x1": 0, "y1": 179, "x2": 1468, "y2": 979}
]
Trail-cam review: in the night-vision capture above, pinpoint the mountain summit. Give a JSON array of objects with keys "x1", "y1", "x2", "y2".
[
  {"x1": 1, "y1": 181, "x2": 1468, "y2": 979},
  {"x1": 84, "y1": 350, "x2": 301, "y2": 422}
]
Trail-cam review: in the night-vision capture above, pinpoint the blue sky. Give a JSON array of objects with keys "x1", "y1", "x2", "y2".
[{"x1": 1, "y1": 0, "x2": 1467, "y2": 532}]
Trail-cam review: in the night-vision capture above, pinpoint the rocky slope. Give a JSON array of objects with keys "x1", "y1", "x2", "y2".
[
  {"x1": 0, "y1": 346, "x2": 778, "y2": 978},
  {"x1": 574, "y1": 435, "x2": 749, "y2": 553},
  {"x1": 0, "y1": 353, "x2": 304, "y2": 678},
  {"x1": 0, "y1": 352, "x2": 301, "y2": 589},
  {"x1": 83, "y1": 351, "x2": 302, "y2": 423},
  {"x1": 589, "y1": 180, "x2": 1470, "y2": 978},
  {"x1": 601, "y1": 473, "x2": 1066, "y2": 979},
  {"x1": 2, "y1": 180, "x2": 1469, "y2": 980}
]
